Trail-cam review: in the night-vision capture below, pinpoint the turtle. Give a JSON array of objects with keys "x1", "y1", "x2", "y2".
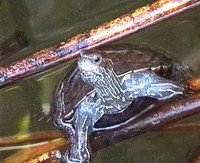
[{"x1": 51, "y1": 44, "x2": 192, "y2": 163}]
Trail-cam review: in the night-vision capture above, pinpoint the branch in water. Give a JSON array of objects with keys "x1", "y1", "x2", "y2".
[
  {"x1": 2, "y1": 95, "x2": 200, "y2": 162},
  {"x1": 90, "y1": 95, "x2": 200, "y2": 152}
]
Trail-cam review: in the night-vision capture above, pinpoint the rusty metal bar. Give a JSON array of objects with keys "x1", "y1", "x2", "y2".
[{"x1": 0, "y1": 0, "x2": 200, "y2": 88}]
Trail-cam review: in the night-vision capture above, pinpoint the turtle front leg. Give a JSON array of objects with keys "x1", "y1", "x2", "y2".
[
  {"x1": 122, "y1": 71, "x2": 185, "y2": 101},
  {"x1": 54, "y1": 107, "x2": 76, "y2": 143},
  {"x1": 63, "y1": 96, "x2": 104, "y2": 163}
]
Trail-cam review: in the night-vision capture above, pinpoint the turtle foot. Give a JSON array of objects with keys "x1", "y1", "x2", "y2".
[
  {"x1": 63, "y1": 144, "x2": 90, "y2": 163},
  {"x1": 63, "y1": 155, "x2": 89, "y2": 163}
]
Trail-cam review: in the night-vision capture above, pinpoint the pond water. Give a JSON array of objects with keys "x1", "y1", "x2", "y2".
[{"x1": 0, "y1": 0, "x2": 200, "y2": 162}]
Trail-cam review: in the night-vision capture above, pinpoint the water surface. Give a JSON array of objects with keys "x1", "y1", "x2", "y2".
[{"x1": 0, "y1": 0, "x2": 200, "y2": 162}]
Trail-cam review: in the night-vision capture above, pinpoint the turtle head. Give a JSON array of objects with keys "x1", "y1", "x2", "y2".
[{"x1": 78, "y1": 50, "x2": 114, "y2": 86}]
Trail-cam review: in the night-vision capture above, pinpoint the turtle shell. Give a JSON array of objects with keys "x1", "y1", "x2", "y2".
[{"x1": 51, "y1": 44, "x2": 181, "y2": 128}]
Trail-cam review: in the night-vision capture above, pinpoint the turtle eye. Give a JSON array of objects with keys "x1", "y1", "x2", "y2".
[
  {"x1": 93, "y1": 55, "x2": 102, "y2": 64},
  {"x1": 94, "y1": 57, "x2": 100, "y2": 62}
]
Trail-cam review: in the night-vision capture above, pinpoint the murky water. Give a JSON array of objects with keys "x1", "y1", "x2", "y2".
[{"x1": 0, "y1": 0, "x2": 200, "y2": 162}]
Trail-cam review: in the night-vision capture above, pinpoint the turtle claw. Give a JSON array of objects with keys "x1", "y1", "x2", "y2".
[
  {"x1": 167, "y1": 63, "x2": 195, "y2": 82},
  {"x1": 63, "y1": 145, "x2": 90, "y2": 163},
  {"x1": 55, "y1": 118, "x2": 75, "y2": 137}
]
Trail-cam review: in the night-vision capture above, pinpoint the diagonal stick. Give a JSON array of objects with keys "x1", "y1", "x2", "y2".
[{"x1": 0, "y1": 0, "x2": 199, "y2": 89}]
